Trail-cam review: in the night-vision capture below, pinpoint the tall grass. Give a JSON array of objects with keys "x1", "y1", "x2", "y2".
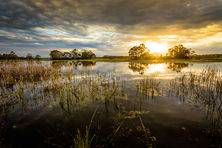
[
  {"x1": 169, "y1": 67, "x2": 222, "y2": 142},
  {"x1": 72, "y1": 109, "x2": 97, "y2": 148},
  {"x1": 136, "y1": 78, "x2": 161, "y2": 99},
  {"x1": 0, "y1": 61, "x2": 60, "y2": 86}
]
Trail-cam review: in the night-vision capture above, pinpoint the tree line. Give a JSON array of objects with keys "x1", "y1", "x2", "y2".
[
  {"x1": 128, "y1": 43, "x2": 195, "y2": 60},
  {"x1": 50, "y1": 49, "x2": 96, "y2": 60},
  {"x1": 1, "y1": 44, "x2": 221, "y2": 60},
  {"x1": 0, "y1": 49, "x2": 96, "y2": 60},
  {"x1": 0, "y1": 51, "x2": 41, "y2": 60}
]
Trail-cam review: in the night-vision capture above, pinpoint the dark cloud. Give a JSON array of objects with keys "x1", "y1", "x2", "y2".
[
  {"x1": 0, "y1": 0, "x2": 222, "y2": 56},
  {"x1": 1, "y1": 0, "x2": 222, "y2": 29}
]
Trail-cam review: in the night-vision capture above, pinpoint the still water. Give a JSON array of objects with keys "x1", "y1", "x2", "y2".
[
  {"x1": 0, "y1": 61, "x2": 222, "y2": 148},
  {"x1": 59, "y1": 61, "x2": 222, "y2": 78}
]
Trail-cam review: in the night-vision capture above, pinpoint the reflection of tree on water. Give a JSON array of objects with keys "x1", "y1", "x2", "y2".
[
  {"x1": 167, "y1": 62, "x2": 189, "y2": 72},
  {"x1": 51, "y1": 61, "x2": 96, "y2": 69},
  {"x1": 78, "y1": 61, "x2": 96, "y2": 67},
  {"x1": 128, "y1": 62, "x2": 149, "y2": 75},
  {"x1": 51, "y1": 61, "x2": 72, "y2": 69}
]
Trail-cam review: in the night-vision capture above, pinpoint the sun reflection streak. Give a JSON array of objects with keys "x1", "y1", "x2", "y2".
[{"x1": 145, "y1": 64, "x2": 167, "y2": 74}]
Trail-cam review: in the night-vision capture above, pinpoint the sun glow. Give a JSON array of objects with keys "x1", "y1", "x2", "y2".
[
  {"x1": 145, "y1": 41, "x2": 168, "y2": 54},
  {"x1": 146, "y1": 64, "x2": 167, "y2": 74}
]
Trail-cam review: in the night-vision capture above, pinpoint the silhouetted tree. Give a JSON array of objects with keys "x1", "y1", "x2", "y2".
[
  {"x1": 50, "y1": 50, "x2": 63, "y2": 60},
  {"x1": 81, "y1": 50, "x2": 96, "y2": 59},
  {"x1": 129, "y1": 44, "x2": 149, "y2": 60},
  {"x1": 50, "y1": 49, "x2": 96, "y2": 60},
  {"x1": 71, "y1": 49, "x2": 82, "y2": 59},
  {"x1": 0, "y1": 51, "x2": 18, "y2": 59},
  {"x1": 26, "y1": 53, "x2": 33, "y2": 59},
  {"x1": 35, "y1": 55, "x2": 41, "y2": 59},
  {"x1": 166, "y1": 44, "x2": 195, "y2": 59}
]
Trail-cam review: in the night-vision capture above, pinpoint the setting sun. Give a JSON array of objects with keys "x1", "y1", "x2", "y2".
[{"x1": 145, "y1": 41, "x2": 168, "y2": 54}]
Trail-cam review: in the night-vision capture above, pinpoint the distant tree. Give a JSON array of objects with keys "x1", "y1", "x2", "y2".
[
  {"x1": 63, "y1": 52, "x2": 73, "y2": 59},
  {"x1": 166, "y1": 44, "x2": 195, "y2": 59},
  {"x1": 71, "y1": 49, "x2": 82, "y2": 59},
  {"x1": 35, "y1": 55, "x2": 41, "y2": 59},
  {"x1": 26, "y1": 53, "x2": 33, "y2": 59},
  {"x1": 49, "y1": 49, "x2": 96, "y2": 60},
  {"x1": 50, "y1": 50, "x2": 63, "y2": 60},
  {"x1": 129, "y1": 44, "x2": 149, "y2": 60},
  {"x1": 0, "y1": 51, "x2": 18, "y2": 59},
  {"x1": 9, "y1": 51, "x2": 18, "y2": 59},
  {"x1": 81, "y1": 50, "x2": 96, "y2": 59}
]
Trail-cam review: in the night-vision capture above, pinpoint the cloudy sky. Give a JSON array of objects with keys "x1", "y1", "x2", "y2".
[{"x1": 0, "y1": 0, "x2": 222, "y2": 57}]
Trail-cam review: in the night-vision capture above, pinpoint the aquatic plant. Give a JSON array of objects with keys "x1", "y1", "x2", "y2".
[
  {"x1": 72, "y1": 109, "x2": 97, "y2": 148},
  {"x1": 136, "y1": 78, "x2": 161, "y2": 99},
  {"x1": 169, "y1": 67, "x2": 222, "y2": 145}
]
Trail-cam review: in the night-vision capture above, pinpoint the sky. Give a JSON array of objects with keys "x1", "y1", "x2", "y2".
[{"x1": 0, "y1": 0, "x2": 222, "y2": 57}]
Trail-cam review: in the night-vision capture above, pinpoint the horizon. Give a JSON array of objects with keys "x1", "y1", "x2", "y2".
[{"x1": 1, "y1": 0, "x2": 222, "y2": 57}]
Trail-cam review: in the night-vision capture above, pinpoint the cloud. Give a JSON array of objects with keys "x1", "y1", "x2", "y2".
[{"x1": 0, "y1": 0, "x2": 222, "y2": 56}]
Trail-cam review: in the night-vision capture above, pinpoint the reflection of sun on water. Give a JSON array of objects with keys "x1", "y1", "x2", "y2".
[
  {"x1": 146, "y1": 64, "x2": 167, "y2": 74},
  {"x1": 145, "y1": 41, "x2": 168, "y2": 54}
]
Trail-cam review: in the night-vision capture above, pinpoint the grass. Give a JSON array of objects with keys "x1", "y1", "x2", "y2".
[
  {"x1": 73, "y1": 109, "x2": 97, "y2": 148},
  {"x1": 0, "y1": 61, "x2": 60, "y2": 85},
  {"x1": 168, "y1": 67, "x2": 222, "y2": 139},
  {"x1": 136, "y1": 78, "x2": 161, "y2": 99}
]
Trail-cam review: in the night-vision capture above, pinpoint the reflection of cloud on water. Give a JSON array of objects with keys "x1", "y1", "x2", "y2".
[{"x1": 182, "y1": 62, "x2": 222, "y2": 75}]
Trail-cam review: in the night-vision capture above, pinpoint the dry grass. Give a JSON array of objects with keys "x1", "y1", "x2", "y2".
[{"x1": 0, "y1": 61, "x2": 60, "y2": 85}]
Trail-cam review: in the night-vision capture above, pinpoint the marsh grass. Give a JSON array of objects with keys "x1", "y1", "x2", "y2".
[
  {"x1": 110, "y1": 110, "x2": 155, "y2": 147},
  {"x1": 169, "y1": 67, "x2": 222, "y2": 144},
  {"x1": 0, "y1": 61, "x2": 60, "y2": 86},
  {"x1": 136, "y1": 78, "x2": 161, "y2": 99},
  {"x1": 72, "y1": 109, "x2": 97, "y2": 148}
]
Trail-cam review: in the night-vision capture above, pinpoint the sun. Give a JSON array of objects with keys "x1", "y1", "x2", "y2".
[{"x1": 145, "y1": 41, "x2": 168, "y2": 54}]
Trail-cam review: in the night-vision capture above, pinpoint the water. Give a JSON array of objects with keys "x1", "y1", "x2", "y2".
[
  {"x1": 59, "y1": 61, "x2": 222, "y2": 79},
  {"x1": 0, "y1": 61, "x2": 221, "y2": 148}
]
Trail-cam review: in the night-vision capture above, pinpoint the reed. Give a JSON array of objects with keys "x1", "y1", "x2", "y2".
[{"x1": 169, "y1": 67, "x2": 222, "y2": 139}]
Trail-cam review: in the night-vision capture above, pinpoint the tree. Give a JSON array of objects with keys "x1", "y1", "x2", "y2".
[
  {"x1": 9, "y1": 51, "x2": 18, "y2": 59},
  {"x1": 81, "y1": 50, "x2": 96, "y2": 59},
  {"x1": 35, "y1": 55, "x2": 41, "y2": 59},
  {"x1": 0, "y1": 51, "x2": 18, "y2": 59},
  {"x1": 166, "y1": 44, "x2": 195, "y2": 59},
  {"x1": 49, "y1": 49, "x2": 96, "y2": 60},
  {"x1": 50, "y1": 50, "x2": 63, "y2": 60},
  {"x1": 71, "y1": 49, "x2": 82, "y2": 59},
  {"x1": 129, "y1": 44, "x2": 149, "y2": 60},
  {"x1": 26, "y1": 53, "x2": 33, "y2": 59}
]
